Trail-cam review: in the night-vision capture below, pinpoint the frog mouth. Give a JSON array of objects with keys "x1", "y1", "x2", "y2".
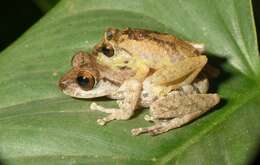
[{"x1": 62, "y1": 79, "x2": 119, "y2": 99}]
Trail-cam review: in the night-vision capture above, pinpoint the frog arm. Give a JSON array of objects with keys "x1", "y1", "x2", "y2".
[
  {"x1": 126, "y1": 54, "x2": 150, "y2": 81},
  {"x1": 90, "y1": 79, "x2": 142, "y2": 125},
  {"x1": 133, "y1": 63, "x2": 150, "y2": 81}
]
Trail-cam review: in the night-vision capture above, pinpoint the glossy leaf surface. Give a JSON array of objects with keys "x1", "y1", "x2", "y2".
[{"x1": 0, "y1": 0, "x2": 260, "y2": 164}]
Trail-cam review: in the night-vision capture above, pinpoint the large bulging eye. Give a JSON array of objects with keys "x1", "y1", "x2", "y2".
[
  {"x1": 76, "y1": 71, "x2": 96, "y2": 90},
  {"x1": 102, "y1": 46, "x2": 114, "y2": 57}
]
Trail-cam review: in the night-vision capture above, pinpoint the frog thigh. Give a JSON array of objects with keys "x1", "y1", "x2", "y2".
[
  {"x1": 150, "y1": 93, "x2": 220, "y2": 119},
  {"x1": 132, "y1": 93, "x2": 220, "y2": 135},
  {"x1": 151, "y1": 55, "x2": 207, "y2": 89}
]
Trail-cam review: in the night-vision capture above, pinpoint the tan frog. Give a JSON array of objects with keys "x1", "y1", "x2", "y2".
[{"x1": 59, "y1": 28, "x2": 220, "y2": 135}]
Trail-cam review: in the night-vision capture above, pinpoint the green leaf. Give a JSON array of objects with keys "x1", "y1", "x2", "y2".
[
  {"x1": 1, "y1": 0, "x2": 260, "y2": 164},
  {"x1": 32, "y1": 0, "x2": 60, "y2": 13}
]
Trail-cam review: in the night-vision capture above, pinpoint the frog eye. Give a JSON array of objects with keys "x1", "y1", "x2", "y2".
[
  {"x1": 101, "y1": 45, "x2": 114, "y2": 57},
  {"x1": 76, "y1": 71, "x2": 96, "y2": 90}
]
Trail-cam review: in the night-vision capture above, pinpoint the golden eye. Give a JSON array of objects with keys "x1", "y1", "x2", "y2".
[
  {"x1": 76, "y1": 71, "x2": 96, "y2": 90},
  {"x1": 101, "y1": 46, "x2": 114, "y2": 57}
]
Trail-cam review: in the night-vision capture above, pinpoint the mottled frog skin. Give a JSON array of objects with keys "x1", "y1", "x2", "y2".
[{"x1": 59, "y1": 28, "x2": 220, "y2": 136}]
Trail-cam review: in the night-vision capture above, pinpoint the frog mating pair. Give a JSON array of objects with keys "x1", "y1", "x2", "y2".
[{"x1": 59, "y1": 28, "x2": 220, "y2": 136}]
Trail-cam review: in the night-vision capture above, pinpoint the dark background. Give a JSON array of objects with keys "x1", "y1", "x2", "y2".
[
  {"x1": 0, "y1": 0, "x2": 58, "y2": 51},
  {"x1": 0, "y1": 0, "x2": 259, "y2": 164}
]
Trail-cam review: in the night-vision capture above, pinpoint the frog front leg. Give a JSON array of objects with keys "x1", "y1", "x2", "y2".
[
  {"x1": 90, "y1": 79, "x2": 142, "y2": 125},
  {"x1": 151, "y1": 55, "x2": 207, "y2": 91},
  {"x1": 132, "y1": 93, "x2": 220, "y2": 136}
]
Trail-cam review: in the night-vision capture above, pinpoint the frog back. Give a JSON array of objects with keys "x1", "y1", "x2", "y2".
[{"x1": 116, "y1": 28, "x2": 200, "y2": 68}]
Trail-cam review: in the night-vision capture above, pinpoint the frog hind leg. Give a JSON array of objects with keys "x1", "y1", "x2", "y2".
[
  {"x1": 186, "y1": 42, "x2": 220, "y2": 79},
  {"x1": 151, "y1": 55, "x2": 207, "y2": 91},
  {"x1": 131, "y1": 93, "x2": 220, "y2": 136},
  {"x1": 90, "y1": 79, "x2": 142, "y2": 125}
]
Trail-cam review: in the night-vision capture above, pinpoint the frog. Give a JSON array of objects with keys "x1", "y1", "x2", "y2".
[
  {"x1": 59, "y1": 31, "x2": 220, "y2": 136},
  {"x1": 89, "y1": 28, "x2": 220, "y2": 128}
]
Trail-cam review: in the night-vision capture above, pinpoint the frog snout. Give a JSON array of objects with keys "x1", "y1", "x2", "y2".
[{"x1": 59, "y1": 79, "x2": 69, "y2": 90}]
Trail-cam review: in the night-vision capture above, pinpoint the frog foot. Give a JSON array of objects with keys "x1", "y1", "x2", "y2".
[{"x1": 90, "y1": 102, "x2": 132, "y2": 126}]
